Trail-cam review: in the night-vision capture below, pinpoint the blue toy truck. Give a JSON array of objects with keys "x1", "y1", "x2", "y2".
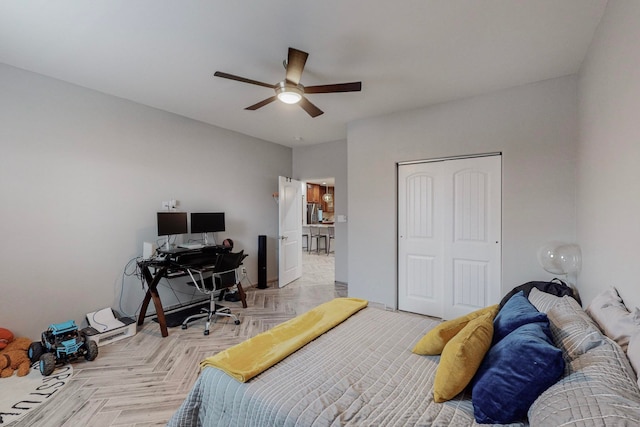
[{"x1": 28, "y1": 320, "x2": 98, "y2": 376}]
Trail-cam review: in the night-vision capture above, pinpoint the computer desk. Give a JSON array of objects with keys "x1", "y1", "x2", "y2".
[{"x1": 137, "y1": 246, "x2": 247, "y2": 337}]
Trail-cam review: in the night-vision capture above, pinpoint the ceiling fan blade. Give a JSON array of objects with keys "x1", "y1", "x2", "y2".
[
  {"x1": 285, "y1": 48, "x2": 308, "y2": 85},
  {"x1": 214, "y1": 71, "x2": 275, "y2": 89},
  {"x1": 299, "y1": 96, "x2": 324, "y2": 118},
  {"x1": 245, "y1": 96, "x2": 277, "y2": 110},
  {"x1": 304, "y1": 81, "x2": 362, "y2": 94}
]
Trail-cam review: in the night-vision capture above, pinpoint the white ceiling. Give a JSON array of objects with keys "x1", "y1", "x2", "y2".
[{"x1": 0, "y1": 1, "x2": 606, "y2": 147}]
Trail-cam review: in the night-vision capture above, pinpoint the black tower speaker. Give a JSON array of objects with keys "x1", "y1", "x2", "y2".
[{"x1": 258, "y1": 235, "x2": 267, "y2": 289}]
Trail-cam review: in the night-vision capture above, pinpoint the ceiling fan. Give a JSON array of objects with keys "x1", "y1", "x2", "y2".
[{"x1": 214, "y1": 47, "x2": 362, "y2": 118}]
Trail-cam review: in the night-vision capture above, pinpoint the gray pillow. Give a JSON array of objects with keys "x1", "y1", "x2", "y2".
[
  {"x1": 547, "y1": 296, "x2": 605, "y2": 360},
  {"x1": 529, "y1": 287, "x2": 563, "y2": 313},
  {"x1": 529, "y1": 337, "x2": 640, "y2": 426}
]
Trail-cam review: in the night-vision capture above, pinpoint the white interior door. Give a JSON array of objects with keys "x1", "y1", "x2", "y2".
[
  {"x1": 398, "y1": 155, "x2": 501, "y2": 319},
  {"x1": 278, "y1": 176, "x2": 303, "y2": 288}
]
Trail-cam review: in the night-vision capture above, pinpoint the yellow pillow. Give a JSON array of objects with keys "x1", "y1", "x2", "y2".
[
  {"x1": 412, "y1": 304, "x2": 498, "y2": 355},
  {"x1": 432, "y1": 311, "x2": 494, "y2": 403}
]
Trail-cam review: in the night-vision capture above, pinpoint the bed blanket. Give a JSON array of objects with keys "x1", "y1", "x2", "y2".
[{"x1": 168, "y1": 307, "x2": 525, "y2": 427}]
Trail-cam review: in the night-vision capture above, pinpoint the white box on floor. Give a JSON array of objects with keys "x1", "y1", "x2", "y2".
[{"x1": 83, "y1": 316, "x2": 137, "y2": 346}]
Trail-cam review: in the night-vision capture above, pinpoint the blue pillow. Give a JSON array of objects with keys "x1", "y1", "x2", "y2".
[
  {"x1": 471, "y1": 321, "x2": 565, "y2": 424},
  {"x1": 493, "y1": 291, "x2": 548, "y2": 344}
]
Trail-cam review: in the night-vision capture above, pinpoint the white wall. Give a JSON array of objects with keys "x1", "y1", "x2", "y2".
[
  {"x1": 0, "y1": 64, "x2": 291, "y2": 338},
  {"x1": 577, "y1": 0, "x2": 640, "y2": 310},
  {"x1": 292, "y1": 140, "x2": 348, "y2": 283},
  {"x1": 11, "y1": 4, "x2": 637, "y2": 337},
  {"x1": 348, "y1": 76, "x2": 578, "y2": 309}
]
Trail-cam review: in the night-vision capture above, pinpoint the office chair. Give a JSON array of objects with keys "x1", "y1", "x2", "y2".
[{"x1": 181, "y1": 250, "x2": 247, "y2": 335}]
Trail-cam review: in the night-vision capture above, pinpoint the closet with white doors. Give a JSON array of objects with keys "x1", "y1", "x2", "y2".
[{"x1": 398, "y1": 154, "x2": 502, "y2": 319}]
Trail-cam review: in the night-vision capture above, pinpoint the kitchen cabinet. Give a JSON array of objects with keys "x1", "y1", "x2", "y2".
[
  {"x1": 307, "y1": 184, "x2": 334, "y2": 212},
  {"x1": 307, "y1": 184, "x2": 320, "y2": 203}
]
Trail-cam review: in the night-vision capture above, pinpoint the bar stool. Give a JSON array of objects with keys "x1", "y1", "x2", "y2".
[
  {"x1": 326, "y1": 226, "x2": 335, "y2": 255},
  {"x1": 302, "y1": 226, "x2": 309, "y2": 250},
  {"x1": 309, "y1": 226, "x2": 327, "y2": 254}
]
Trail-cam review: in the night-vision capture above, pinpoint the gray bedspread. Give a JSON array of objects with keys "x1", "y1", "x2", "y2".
[
  {"x1": 168, "y1": 307, "x2": 521, "y2": 427},
  {"x1": 168, "y1": 300, "x2": 640, "y2": 426}
]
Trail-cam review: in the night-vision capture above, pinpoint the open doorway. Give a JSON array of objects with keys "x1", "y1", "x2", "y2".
[{"x1": 303, "y1": 177, "x2": 335, "y2": 282}]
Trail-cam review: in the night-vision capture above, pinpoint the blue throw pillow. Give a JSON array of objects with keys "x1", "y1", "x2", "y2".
[
  {"x1": 493, "y1": 291, "x2": 548, "y2": 344},
  {"x1": 471, "y1": 321, "x2": 565, "y2": 424}
]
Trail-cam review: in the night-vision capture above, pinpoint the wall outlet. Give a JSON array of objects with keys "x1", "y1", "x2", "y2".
[{"x1": 161, "y1": 200, "x2": 178, "y2": 211}]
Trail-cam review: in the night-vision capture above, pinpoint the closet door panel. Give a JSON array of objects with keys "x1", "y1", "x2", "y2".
[{"x1": 398, "y1": 164, "x2": 444, "y2": 317}]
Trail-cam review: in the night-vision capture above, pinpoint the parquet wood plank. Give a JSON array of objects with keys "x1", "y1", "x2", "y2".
[{"x1": 12, "y1": 253, "x2": 340, "y2": 427}]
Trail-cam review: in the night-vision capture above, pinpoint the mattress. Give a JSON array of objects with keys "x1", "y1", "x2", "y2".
[{"x1": 168, "y1": 307, "x2": 524, "y2": 427}]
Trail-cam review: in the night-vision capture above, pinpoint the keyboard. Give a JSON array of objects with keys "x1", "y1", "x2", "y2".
[{"x1": 177, "y1": 243, "x2": 204, "y2": 250}]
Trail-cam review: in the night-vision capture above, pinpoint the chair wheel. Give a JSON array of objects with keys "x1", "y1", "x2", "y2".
[
  {"x1": 234, "y1": 320, "x2": 241, "y2": 325},
  {"x1": 181, "y1": 324, "x2": 188, "y2": 330},
  {"x1": 204, "y1": 330, "x2": 210, "y2": 336}
]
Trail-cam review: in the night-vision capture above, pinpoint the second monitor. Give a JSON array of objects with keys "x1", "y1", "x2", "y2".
[{"x1": 191, "y1": 212, "x2": 225, "y2": 245}]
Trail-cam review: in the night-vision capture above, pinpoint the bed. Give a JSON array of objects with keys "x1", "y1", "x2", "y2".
[{"x1": 168, "y1": 289, "x2": 640, "y2": 426}]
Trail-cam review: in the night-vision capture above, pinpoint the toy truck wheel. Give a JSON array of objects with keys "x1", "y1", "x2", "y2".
[
  {"x1": 84, "y1": 340, "x2": 98, "y2": 361},
  {"x1": 28, "y1": 342, "x2": 44, "y2": 363},
  {"x1": 39, "y1": 353, "x2": 56, "y2": 376}
]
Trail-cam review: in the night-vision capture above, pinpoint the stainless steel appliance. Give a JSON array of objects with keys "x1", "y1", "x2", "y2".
[{"x1": 307, "y1": 203, "x2": 320, "y2": 224}]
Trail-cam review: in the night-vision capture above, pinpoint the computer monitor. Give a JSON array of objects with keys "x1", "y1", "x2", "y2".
[
  {"x1": 191, "y1": 212, "x2": 225, "y2": 245},
  {"x1": 157, "y1": 212, "x2": 188, "y2": 249},
  {"x1": 191, "y1": 212, "x2": 225, "y2": 233}
]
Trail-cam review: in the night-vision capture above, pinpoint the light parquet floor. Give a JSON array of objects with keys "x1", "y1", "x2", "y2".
[{"x1": 14, "y1": 253, "x2": 343, "y2": 427}]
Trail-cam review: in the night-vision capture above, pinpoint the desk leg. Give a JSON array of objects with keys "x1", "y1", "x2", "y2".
[
  {"x1": 150, "y1": 286, "x2": 168, "y2": 338},
  {"x1": 138, "y1": 291, "x2": 151, "y2": 327},
  {"x1": 236, "y1": 282, "x2": 247, "y2": 308},
  {"x1": 138, "y1": 266, "x2": 169, "y2": 337},
  {"x1": 138, "y1": 266, "x2": 153, "y2": 326}
]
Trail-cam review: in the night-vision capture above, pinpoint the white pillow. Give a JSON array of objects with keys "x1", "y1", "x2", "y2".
[
  {"x1": 528, "y1": 287, "x2": 563, "y2": 313},
  {"x1": 587, "y1": 286, "x2": 626, "y2": 311},
  {"x1": 586, "y1": 287, "x2": 640, "y2": 352}
]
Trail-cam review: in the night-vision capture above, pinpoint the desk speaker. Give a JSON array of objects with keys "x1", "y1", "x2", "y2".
[{"x1": 258, "y1": 235, "x2": 267, "y2": 289}]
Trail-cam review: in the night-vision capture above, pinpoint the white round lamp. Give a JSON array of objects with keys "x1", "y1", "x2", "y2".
[{"x1": 537, "y1": 241, "x2": 582, "y2": 286}]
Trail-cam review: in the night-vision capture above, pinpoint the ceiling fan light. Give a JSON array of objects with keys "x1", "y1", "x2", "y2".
[
  {"x1": 275, "y1": 81, "x2": 303, "y2": 104},
  {"x1": 277, "y1": 91, "x2": 302, "y2": 104}
]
